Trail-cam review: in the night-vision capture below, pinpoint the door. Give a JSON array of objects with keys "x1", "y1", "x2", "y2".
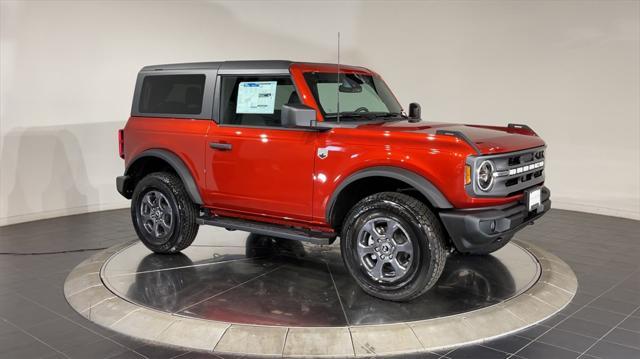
[{"x1": 204, "y1": 75, "x2": 317, "y2": 222}]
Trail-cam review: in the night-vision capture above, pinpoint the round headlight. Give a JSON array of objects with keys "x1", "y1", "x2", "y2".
[{"x1": 477, "y1": 160, "x2": 495, "y2": 191}]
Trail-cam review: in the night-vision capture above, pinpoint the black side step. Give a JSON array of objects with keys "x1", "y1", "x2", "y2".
[{"x1": 196, "y1": 216, "x2": 336, "y2": 245}]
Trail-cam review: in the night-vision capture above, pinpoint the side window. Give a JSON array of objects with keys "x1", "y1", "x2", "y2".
[
  {"x1": 139, "y1": 75, "x2": 205, "y2": 115},
  {"x1": 220, "y1": 76, "x2": 300, "y2": 127}
]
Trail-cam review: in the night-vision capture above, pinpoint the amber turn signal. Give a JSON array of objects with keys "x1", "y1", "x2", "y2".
[{"x1": 465, "y1": 165, "x2": 471, "y2": 185}]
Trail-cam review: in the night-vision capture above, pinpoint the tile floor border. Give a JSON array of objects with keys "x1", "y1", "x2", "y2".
[{"x1": 64, "y1": 239, "x2": 577, "y2": 357}]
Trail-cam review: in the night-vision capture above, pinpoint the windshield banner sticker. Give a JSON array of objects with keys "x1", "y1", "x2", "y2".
[{"x1": 236, "y1": 81, "x2": 277, "y2": 114}]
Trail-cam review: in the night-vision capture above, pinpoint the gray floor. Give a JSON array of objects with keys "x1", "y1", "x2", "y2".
[{"x1": 0, "y1": 209, "x2": 639, "y2": 359}]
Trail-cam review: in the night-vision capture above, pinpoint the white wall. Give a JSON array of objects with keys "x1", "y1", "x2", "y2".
[{"x1": 1, "y1": 0, "x2": 638, "y2": 226}]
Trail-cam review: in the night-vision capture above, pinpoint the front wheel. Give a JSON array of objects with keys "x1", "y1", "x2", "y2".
[
  {"x1": 340, "y1": 192, "x2": 447, "y2": 301},
  {"x1": 131, "y1": 172, "x2": 199, "y2": 253}
]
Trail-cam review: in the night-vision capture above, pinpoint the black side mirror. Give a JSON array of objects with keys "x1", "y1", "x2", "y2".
[
  {"x1": 409, "y1": 103, "x2": 421, "y2": 122},
  {"x1": 281, "y1": 104, "x2": 317, "y2": 128}
]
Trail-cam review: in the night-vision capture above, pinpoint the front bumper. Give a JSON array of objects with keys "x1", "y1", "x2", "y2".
[{"x1": 439, "y1": 186, "x2": 551, "y2": 253}]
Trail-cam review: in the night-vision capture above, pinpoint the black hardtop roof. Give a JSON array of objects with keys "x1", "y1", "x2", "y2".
[
  {"x1": 140, "y1": 60, "x2": 293, "y2": 72},
  {"x1": 139, "y1": 60, "x2": 368, "y2": 74}
]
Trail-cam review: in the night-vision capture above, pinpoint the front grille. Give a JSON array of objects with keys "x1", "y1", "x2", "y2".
[
  {"x1": 467, "y1": 146, "x2": 546, "y2": 197},
  {"x1": 504, "y1": 166, "x2": 544, "y2": 188},
  {"x1": 507, "y1": 149, "x2": 544, "y2": 167}
]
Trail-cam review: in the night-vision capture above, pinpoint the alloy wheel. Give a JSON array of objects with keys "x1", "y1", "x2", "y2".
[
  {"x1": 356, "y1": 217, "x2": 414, "y2": 283},
  {"x1": 140, "y1": 190, "x2": 174, "y2": 242}
]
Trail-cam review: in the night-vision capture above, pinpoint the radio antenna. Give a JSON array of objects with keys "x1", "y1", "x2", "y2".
[{"x1": 337, "y1": 32, "x2": 341, "y2": 124}]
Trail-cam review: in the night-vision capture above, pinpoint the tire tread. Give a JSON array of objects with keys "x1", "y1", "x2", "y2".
[
  {"x1": 131, "y1": 172, "x2": 199, "y2": 253},
  {"x1": 341, "y1": 192, "x2": 448, "y2": 301}
]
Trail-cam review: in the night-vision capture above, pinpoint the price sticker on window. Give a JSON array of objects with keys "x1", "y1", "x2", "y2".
[{"x1": 236, "y1": 81, "x2": 277, "y2": 114}]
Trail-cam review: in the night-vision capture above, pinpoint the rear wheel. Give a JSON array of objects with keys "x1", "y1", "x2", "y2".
[
  {"x1": 131, "y1": 172, "x2": 199, "y2": 253},
  {"x1": 340, "y1": 192, "x2": 447, "y2": 301}
]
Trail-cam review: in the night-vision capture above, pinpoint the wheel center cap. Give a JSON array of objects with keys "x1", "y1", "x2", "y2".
[{"x1": 380, "y1": 243, "x2": 392, "y2": 254}]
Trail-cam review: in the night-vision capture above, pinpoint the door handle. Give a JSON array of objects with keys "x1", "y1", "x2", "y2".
[{"x1": 209, "y1": 142, "x2": 232, "y2": 151}]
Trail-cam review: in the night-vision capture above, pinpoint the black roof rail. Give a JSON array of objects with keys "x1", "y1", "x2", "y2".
[{"x1": 435, "y1": 130, "x2": 481, "y2": 155}]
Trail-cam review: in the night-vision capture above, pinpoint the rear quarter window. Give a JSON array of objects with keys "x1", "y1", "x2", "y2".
[{"x1": 139, "y1": 75, "x2": 205, "y2": 115}]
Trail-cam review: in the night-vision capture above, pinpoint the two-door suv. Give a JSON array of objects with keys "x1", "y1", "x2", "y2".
[{"x1": 116, "y1": 61, "x2": 550, "y2": 301}]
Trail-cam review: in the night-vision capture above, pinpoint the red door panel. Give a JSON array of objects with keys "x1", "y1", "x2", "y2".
[{"x1": 204, "y1": 123, "x2": 317, "y2": 222}]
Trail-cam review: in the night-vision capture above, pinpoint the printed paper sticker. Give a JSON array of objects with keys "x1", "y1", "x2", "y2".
[{"x1": 236, "y1": 81, "x2": 277, "y2": 114}]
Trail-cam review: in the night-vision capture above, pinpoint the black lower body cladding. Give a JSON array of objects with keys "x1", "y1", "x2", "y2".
[
  {"x1": 116, "y1": 175, "x2": 132, "y2": 198},
  {"x1": 439, "y1": 186, "x2": 551, "y2": 254}
]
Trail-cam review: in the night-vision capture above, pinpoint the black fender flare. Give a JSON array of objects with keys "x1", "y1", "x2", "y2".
[
  {"x1": 126, "y1": 149, "x2": 203, "y2": 205},
  {"x1": 325, "y1": 166, "x2": 452, "y2": 223}
]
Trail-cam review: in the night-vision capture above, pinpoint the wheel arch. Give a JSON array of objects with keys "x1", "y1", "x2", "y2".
[
  {"x1": 124, "y1": 149, "x2": 203, "y2": 205},
  {"x1": 326, "y1": 166, "x2": 452, "y2": 229}
]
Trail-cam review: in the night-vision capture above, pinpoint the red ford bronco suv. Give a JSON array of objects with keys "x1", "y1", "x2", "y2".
[{"x1": 116, "y1": 61, "x2": 550, "y2": 301}]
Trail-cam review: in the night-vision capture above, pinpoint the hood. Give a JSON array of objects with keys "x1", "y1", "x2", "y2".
[{"x1": 359, "y1": 120, "x2": 545, "y2": 154}]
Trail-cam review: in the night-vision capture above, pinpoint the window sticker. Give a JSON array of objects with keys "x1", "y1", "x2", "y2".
[{"x1": 236, "y1": 81, "x2": 277, "y2": 114}]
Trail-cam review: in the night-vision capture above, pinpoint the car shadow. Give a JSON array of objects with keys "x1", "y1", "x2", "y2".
[{"x1": 0, "y1": 122, "x2": 123, "y2": 225}]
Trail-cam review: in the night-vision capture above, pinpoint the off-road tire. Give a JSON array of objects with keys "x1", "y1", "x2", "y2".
[
  {"x1": 131, "y1": 172, "x2": 199, "y2": 253},
  {"x1": 340, "y1": 192, "x2": 448, "y2": 301}
]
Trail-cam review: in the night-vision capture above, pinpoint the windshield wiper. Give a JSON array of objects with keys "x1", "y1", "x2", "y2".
[
  {"x1": 325, "y1": 113, "x2": 374, "y2": 121},
  {"x1": 325, "y1": 112, "x2": 407, "y2": 122},
  {"x1": 370, "y1": 112, "x2": 407, "y2": 121},
  {"x1": 373, "y1": 112, "x2": 403, "y2": 118}
]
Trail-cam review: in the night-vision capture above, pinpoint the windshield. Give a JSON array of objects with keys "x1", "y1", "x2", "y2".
[{"x1": 303, "y1": 72, "x2": 403, "y2": 121}]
